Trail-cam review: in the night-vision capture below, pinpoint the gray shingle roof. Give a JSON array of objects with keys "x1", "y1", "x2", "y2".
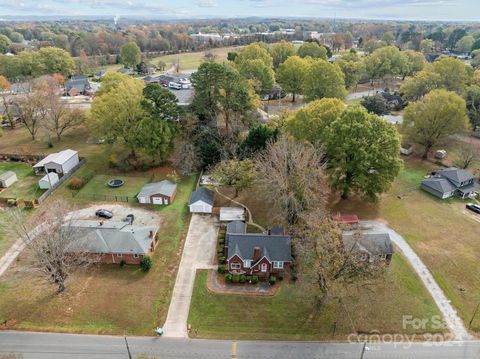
[
  {"x1": 66, "y1": 78, "x2": 90, "y2": 93},
  {"x1": 227, "y1": 233, "x2": 292, "y2": 262},
  {"x1": 226, "y1": 221, "x2": 246, "y2": 235},
  {"x1": 438, "y1": 167, "x2": 476, "y2": 185},
  {"x1": 70, "y1": 220, "x2": 158, "y2": 255},
  {"x1": 342, "y1": 232, "x2": 394, "y2": 256},
  {"x1": 138, "y1": 180, "x2": 177, "y2": 198},
  {"x1": 421, "y1": 177, "x2": 457, "y2": 194},
  {"x1": 189, "y1": 187, "x2": 214, "y2": 206}
]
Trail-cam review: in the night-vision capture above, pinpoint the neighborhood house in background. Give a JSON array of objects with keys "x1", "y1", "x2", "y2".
[
  {"x1": 69, "y1": 220, "x2": 159, "y2": 264},
  {"x1": 421, "y1": 167, "x2": 480, "y2": 199},
  {"x1": 189, "y1": 187, "x2": 214, "y2": 213},
  {"x1": 33, "y1": 149, "x2": 79, "y2": 176},
  {"x1": 224, "y1": 220, "x2": 292, "y2": 279},
  {"x1": 342, "y1": 231, "x2": 394, "y2": 265},
  {"x1": 137, "y1": 180, "x2": 177, "y2": 205}
]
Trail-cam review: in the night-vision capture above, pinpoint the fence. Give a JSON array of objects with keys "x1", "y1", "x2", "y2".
[
  {"x1": 72, "y1": 192, "x2": 138, "y2": 203},
  {"x1": 37, "y1": 159, "x2": 86, "y2": 204}
]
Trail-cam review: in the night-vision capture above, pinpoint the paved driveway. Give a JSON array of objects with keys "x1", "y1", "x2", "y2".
[{"x1": 162, "y1": 214, "x2": 218, "y2": 338}]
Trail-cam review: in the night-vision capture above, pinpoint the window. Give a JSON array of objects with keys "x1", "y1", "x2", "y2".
[
  {"x1": 273, "y1": 261, "x2": 284, "y2": 269},
  {"x1": 379, "y1": 254, "x2": 387, "y2": 260},
  {"x1": 133, "y1": 254, "x2": 139, "y2": 259},
  {"x1": 116, "y1": 253, "x2": 123, "y2": 257},
  {"x1": 243, "y1": 260, "x2": 252, "y2": 268},
  {"x1": 261, "y1": 263, "x2": 267, "y2": 272},
  {"x1": 231, "y1": 262, "x2": 241, "y2": 270}
]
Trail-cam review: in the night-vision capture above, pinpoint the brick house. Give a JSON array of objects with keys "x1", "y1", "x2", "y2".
[
  {"x1": 70, "y1": 220, "x2": 160, "y2": 264},
  {"x1": 224, "y1": 221, "x2": 292, "y2": 279},
  {"x1": 137, "y1": 180, "x2": 177, "y2": 205}
]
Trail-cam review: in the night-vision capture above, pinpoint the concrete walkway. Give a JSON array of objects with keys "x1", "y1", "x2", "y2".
[
  {"x1": 0, "y1": 222, "x2": 46, "y2": 277},
  {"x1": 359, "y1": 220, "x2": 471, "y2": 341},
  {"x1": 162, "y1": 214, "x2": 218, "y2": 338}
]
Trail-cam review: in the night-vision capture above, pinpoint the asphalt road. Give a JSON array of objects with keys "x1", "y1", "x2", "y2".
[{"x1": 1, "y1": 331, "x2": 480, "y2": 359}]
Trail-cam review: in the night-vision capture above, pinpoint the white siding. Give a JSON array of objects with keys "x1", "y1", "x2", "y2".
[
  {"x1": 62, "y1": 153, "x2": 80, "y2": 174},
  {"x1": 189, "y1": 200, "x2": 212, "y2": 213}
]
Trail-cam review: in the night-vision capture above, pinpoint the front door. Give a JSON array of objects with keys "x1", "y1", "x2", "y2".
[{"x1": 261, "y1": 263, "x2": 267, "y2": 272}]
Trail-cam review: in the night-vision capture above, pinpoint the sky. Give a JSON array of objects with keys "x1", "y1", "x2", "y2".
[{"x1": 0, "y1": 0, "x2": 479, "y2": 21}]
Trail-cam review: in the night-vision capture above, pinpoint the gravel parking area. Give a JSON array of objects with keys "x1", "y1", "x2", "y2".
[{"x1": 70, "y1": 203, "x2": 162, "y2": 226}]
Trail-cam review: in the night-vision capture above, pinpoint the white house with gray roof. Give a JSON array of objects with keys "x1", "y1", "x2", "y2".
[
  {"x1": 70, "y1": 220, "x2": 159, "y2": 264},
  {"x1": 342, "y1": 231, "x2": 394, "y2": 265},
  {"x1": 137, "y1": 180, "x2": 177, "y2": 205},
  {"x1": 421, "y1": 167, "x2": 479, "y2": 199},
  {"x1": 189, "y1": 187, "x2": 214, "y2": 213}
]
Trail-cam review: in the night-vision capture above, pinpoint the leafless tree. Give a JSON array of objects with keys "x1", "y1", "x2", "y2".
[
  {"x1": 42, "y1": 89, "x2": 86, "y2": 141},
  {"x1": 255, "y1": 135, "x2": 328, "y2": 225},
  {"x1": 12, "y1": 80, "x2": 49, "y2": 141},
  {"x1": 454, "y1": 142, "x2": 478, "y2": 170},
  {"x1": 10, "y1": 200, "x2": 99, "y2": 293},
  {"x1": 294, "y1": 212, "x2": 386, "y2": 309}
]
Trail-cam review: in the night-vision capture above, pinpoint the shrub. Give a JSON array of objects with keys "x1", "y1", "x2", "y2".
[
  {"x1": 218, "y1": 256, "x2": 226, "y2": 264},
  {"x1": 246, "y1": 275, "x2": 252, "y2": 283},
  {"x1": 7, "y1": 199, "x2": 16, "y2": 207},
  {"x1": 361, "y1": 94, "x2": 388, "y2": 115},
  {"x1": 218, "y1": 238, "x2": 225, "y2": 245},
  {"x1": 218, "y1": 264, "x2": 226, "y2": 274},
  {"x1": 269, "y1": 276, "x2": 277, "y2": 285},
  {"x1": 140, "y1": 256, "x2": 153, "y2": 272},
  {"x1": 225, "y1": 274, "x2": 233, "y2": 282},
  {"x1": 251, "y1": 276, "x2": 259, "y2": 284},
  {"x1": 277, "y1": 271, "x2": 284, "y2": 281},
  {"x1": 68, "y1": 176, "x2": 85, "y2": 190},
  {"x1": 239, "y1": 275, "x2": 247, "y2": 283},
  {"x1": 232, "y1": 274, "x2": 240, "y2": 283}
]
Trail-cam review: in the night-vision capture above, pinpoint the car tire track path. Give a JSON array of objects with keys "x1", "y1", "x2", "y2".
[{"x1": 361, "y1": 220, "x2": 471, "y2": 341}]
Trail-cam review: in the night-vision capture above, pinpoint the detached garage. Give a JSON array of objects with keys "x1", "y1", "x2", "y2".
[
  {"x1": 137, "y1": 180, "x2": 177, "y2": 205},
  {"x1": 189, "y1": 187, "x2": 214, "y2": 213},
  {"x1": 33, "y1": 149, "x2": 79, "y2": 175},
  {"x1": 0, "y1": 171, "x2": 17, "y2": 188}
]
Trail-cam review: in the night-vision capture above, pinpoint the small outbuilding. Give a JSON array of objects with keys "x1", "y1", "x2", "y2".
[
  {"x1": 188, "y1": 187, "x2": 214, "y2": 213},
  {"x1": 219, "y1": 207, "x2": 246, "y2": 222},
  {"x1": 0, "y1": 171, "x2": 17, "y2": 188},
  {"x1": 33, "y1": 149, "x2": 79, "y2": 176},
  {"x1": 38, "y1": 172, "x2": 59, "y2": 189},
  {"x1": 137, "y1": 180, "x2": 177, "y2": 205}
]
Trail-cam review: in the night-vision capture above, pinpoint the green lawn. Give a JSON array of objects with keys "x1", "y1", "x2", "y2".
[
  {"x1": 74, "y1": 174, "x2": 150, "y2": 201},
  {"x1": 0, "y1": 162, "x2": 45, "y2": 201},
  {"x1": 0, "y1": 175, "x2": 196, "y2": 335},
  {"x1": 150, "y1": 46, "x2": 239, "y2": 71},
  {"x1": 335, "y1": 158, "x2": 480, "y2": 333},
  {"x1": 189, "y1": 253, "x2": 441, "y2": 340}
]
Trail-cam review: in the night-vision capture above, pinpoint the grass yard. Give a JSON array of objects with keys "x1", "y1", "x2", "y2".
[
  {"x1": 74, "y1": 174, "x2": 150, "y2": 201},
  {"x1": 188, "y1": 254, "x2": 442, "y2": 340},
  {"x1": 0, "y1": 175, "x2": 196, "y2": 335},
  {"x1": 0, "y1": 162, "x2": 45, "y2": 201},
  {"x1": 334, "y1": 157, "x2": 480, "y2": 333},
  {"x1": 150, "y1": 46, "x2": 240, "y2": 71}
]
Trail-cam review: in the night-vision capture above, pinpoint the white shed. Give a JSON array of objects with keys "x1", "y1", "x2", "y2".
[
  {"x1": 188, "y1": 187, "x2": 214, "y2": 213},
  {"x1": 0, "y1": 171, "x2": 17, "y2": 188},
  {"x1": 38, "y1": 172, "x2": 59, "y2": 189},
  {"x1": 33, "y1": 149, "x2": 79, "y2": 175}
]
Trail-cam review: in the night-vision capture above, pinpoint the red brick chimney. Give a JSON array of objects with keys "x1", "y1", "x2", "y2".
[{"x1": 253, "y1": 246, "x2": 261, "y2": 262}]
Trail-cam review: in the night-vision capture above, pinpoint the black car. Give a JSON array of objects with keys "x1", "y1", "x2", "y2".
[
  {"x1": 95, "y1": 209, "x2": 113, "y2": 219},
  {"x1": 466, "y1": 203, "x2": 480, "y2": 215}
]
